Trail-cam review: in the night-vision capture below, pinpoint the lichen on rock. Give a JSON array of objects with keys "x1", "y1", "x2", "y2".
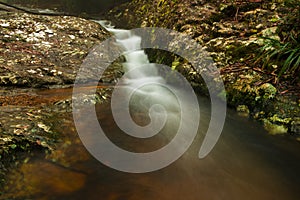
[
  {"x1": 0, "y1": 12, "x2": 122, "y2": 88},
  {"x1": 107, "y1": 0, "x2": 300, "y2": 136}
]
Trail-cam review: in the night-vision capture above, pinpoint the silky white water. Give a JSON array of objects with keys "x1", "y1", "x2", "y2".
[
  {"x1": 94, "y1": 21, "x2": 202, "y2": 172},
  {"x1": 98, "y1": 20, "x2": 184, "y2": 139},
  {"x1": 98, "y1": 21, "x2": 160, "y2": 81},
  {"x1": 3, "y1": 18, "x2": 300, "y2": 200}
]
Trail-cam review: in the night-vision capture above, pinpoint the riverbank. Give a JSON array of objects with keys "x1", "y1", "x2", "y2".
[
  {"x1": 0, "y1": 2, "x2": 299, "y2": 199},
  {"x1": 0, "y1": 11, "x2": 122, "y2": 188},
  {"x1": 107, "y1": 0, "x2": 300, "y2": 137}
]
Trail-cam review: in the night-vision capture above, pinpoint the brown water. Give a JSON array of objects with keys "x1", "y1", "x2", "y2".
[
  {"x1": 3, "y1": 95, "x2": 300, "y2": 200},
  {"x1": 1, "y1": 2, "x2": 300, "y2": 199}
]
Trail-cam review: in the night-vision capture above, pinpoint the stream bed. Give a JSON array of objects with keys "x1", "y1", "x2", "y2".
[
  {"x1": 2, "y1": 93, "x2": 300, "y2": 200},
  {"x1": 0, "y1": 3, "x2": 300, "y2": 200}
]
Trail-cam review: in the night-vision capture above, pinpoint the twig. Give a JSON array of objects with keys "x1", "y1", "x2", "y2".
[{"x1": 0, "y1": 2, "x2": 73, "y2": 17}]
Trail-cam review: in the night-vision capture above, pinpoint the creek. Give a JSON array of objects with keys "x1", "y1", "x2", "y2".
[
  {"x1": 1, "y1": 3, "x2": 300, "y2": 200},
  {"x1": 2, "y1": 19, "x2": 300, "y2": 200},
  {"x1": 3, "y1": 92, "x2": 300, "y2": 200}
]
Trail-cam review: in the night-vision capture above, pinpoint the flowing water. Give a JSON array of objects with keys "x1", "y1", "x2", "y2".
[
  {"x1": 2, "y1": 16, "x2": 300, "y2": 200},
  {"x1": 3, "y1": 95, "x2": 300, "y2": 200}
]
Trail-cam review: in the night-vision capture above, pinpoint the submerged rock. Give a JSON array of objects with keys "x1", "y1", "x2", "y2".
[
  {"x1": 263, "y1": 119, "x2": 288, "y2": 135},
  {"x1": 236, "y1": 105, "x2": 250, "y2": 117},
  {"x1": 0, "y1": 11, "x2": 122, "y2": 190},
  {"x1": 3, "y1": 160, "x2": 86, "y2": 199}
]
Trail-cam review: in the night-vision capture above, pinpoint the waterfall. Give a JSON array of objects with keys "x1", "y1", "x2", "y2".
[{"x1": 97, "y1": 20, "x2": 182, "y2": 139}]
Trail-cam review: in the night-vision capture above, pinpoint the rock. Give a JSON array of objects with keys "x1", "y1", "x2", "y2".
[
  {"x1": 0, "y1": 12, "x2": 111, "y2": 88},
  {"x1": 259, "y1": 83, "x2": 277, "y2": 100},
  {"x1": 291, "y1": 118, "x2": 300, "y2": 134},
  {"x1": 263, "y1": 119, "x2": 288, "y2": 135},
  {"x1": 3, "y1": 160, "x2": 86, "y2": 198},
  {"x1": 237, "y1": 105, "x2": 250, "y2": 117},
  {"x1": 106, "y1": 0, "x2": 300, "y2": 138}
]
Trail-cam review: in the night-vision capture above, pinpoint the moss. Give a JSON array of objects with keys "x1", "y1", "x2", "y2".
[
  {"x1": 269, "y1": 114, "x2": 291, "y2": 124},
  {"x1": 263, "y1": 119, "x2": 288, "y2": 135},
  {"x1": 259, "y1": 83, "x2": 277, "y2": 100},
  {"x1": 106, "y1": 0, "x2": 300, "y2": 137},
  {"x1": 237, "y1": 105, "x2": 250, "y2": 117}
]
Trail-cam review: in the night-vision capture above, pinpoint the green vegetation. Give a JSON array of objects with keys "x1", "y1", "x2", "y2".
[
  {"x1": 256, "y1": 36, "x2": 300, "y2": 77},
  {"x1": 255, "y1": 0, "x2": 300, "y2": 79}
]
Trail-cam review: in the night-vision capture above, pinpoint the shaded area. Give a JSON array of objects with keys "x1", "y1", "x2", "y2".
[{"x1": 1, "y1": 0, "x2": 131, "y2": 14}]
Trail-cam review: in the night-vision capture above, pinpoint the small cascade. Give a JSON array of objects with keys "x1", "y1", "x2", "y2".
[
  {"x1": 98, "y1": 21, "x2": 161, "y2": 81},
  {"x1": 97, "y1": 20, "x2": 181, "y2": 139}
]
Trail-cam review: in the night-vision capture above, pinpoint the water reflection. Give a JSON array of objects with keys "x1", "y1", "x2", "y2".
[{"x1": 3, "y1": 95, "x2": 300, "y2": 200}]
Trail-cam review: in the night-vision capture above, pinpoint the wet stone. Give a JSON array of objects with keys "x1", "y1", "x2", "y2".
[{"x1": 0, "y1": 12, "x2": 122, "y2": 87}]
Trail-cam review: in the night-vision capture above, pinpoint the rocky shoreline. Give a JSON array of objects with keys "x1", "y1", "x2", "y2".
[
  {"x1": 0, "y1": 11, "x2": 121, "y2": 188},
  {"x1": 0, "y1": 0, "x2": 299, "y2": 194},
  {"x1": 107, "y1": 0, "x2": 300, "y2": 137}
]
